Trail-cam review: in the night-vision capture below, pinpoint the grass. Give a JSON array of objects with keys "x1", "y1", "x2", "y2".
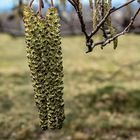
[{"x1": 0, "y1": 33, "x2": 140, "y2": 140}]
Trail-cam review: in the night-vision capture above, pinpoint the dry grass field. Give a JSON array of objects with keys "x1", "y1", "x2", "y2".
[{"x1": 0, "y1": 34, "x2": 140, "y2": 140}]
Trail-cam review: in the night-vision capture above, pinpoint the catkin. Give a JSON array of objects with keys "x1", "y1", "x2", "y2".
[
  {"x1": 89, "y1": 0, "x2": 93, "y2": 10},
  {"x1": 93, "y1": 0, "x2": 101, "y2": 29},
  {"x1": 23, "y1": 6, "x2": 48, "y2": 130},
  {"x1": 24, "y1": 6, "x2": 65, "y2": 130},
  {"x1": 93, "y1": 0, "x2": 118, "y2": 49},
  {"x1": 104, "y1": 0, "x2": 118, "y2": 49},
  {"x1": 36, "y1": 16, "x2": 49, "y2": 130},
  {"x1": 45, "y1": 7, "x2": 65, "y2": 129}
]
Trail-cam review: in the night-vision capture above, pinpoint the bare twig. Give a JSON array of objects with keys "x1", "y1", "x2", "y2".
[
  {"x1": 102, "y1": 8, "x2": 140, "y2": 47},
  {"x1": 29, "y1": 0, "x2": 34, "y2": 7},
  {"x1": 28, "y1": 0, "x2": 139, "y2": 53},
  {"x1": 92, "y1": 8, "x2": 140, "y2": 48},
  {"x1": 67, "y1": 0, "x2": 138, "y2": 53}
]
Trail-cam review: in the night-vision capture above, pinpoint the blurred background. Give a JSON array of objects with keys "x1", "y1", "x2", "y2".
[{"x1": 0, "y1": 0, "x2": 140, "y2": 140}]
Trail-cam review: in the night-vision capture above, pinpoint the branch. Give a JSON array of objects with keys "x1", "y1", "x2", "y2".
[
  {"x1": 103, "y1": 8, "x2": 140, "y2": 46},
  {"x1": 67, "y1": 0, "x2": 138, "y2": 53},
  {"x1": 67, "y1": 0, "x2": 88, "y2": 38},
  {"x1": 28, "y1": 0, "x2": 138, "y2": 53},
  {"x1": 29, "y1": 0, "x2": 44, "y2": 17},
  {"x1": 67, "y1": 0, "x2": 93, "y2": 52},
  {"x1": 94, "y1": 8, "x2": 140, "y2": 48},
  {"x1": 89, "y1": 0, "x2": 136, "y2": 38}
]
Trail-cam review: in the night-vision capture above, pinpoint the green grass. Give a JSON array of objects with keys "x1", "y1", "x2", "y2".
[{"x1": 0, "y1": 33, "x2": 140, "y2": 140}]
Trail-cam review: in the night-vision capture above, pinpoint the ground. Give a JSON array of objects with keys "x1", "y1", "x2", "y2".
[{"x1": 0, "y1": 34, "x2": 140, "y2": 140}]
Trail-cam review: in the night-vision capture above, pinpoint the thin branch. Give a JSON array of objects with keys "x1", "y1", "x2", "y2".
[
  {"x1": 95, "y1": 8, "x2": 140, "y2": 48},
  {"x1": 67, "y1": 0, "x2": 93, "y2": 52},
  {"x1": 89, "y1": 0, "x2": 136, "y2": 39},
  {"x1": 51, "y1": 0, "x2": 54, "y2": 7},
  {"x1": 67, "y1": 0, "x2": 76, "y2": 7},
  {"x1": 29, "y1": 0, "x2": 34, "y2": 7},
  {"x1": 68, "y1": 0, "x2": 88, "y2": 38},
  {"x1": 29, "y1": 0, "x2": 44, "y2": 17},
  {"x1": 38, "y1": 0, "x2": 43, "y2": 16},
  {"x1": 67, "y1": 0, "x2": 137, "y2": 53},
  {"x1": 113, "y1": 0, "x2": 136, "y2": 12},
  {"x1": 28, "y1": 0, "x2": 138, "y2": 53}
]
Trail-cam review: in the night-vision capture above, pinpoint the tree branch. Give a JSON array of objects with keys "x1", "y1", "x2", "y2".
[
  {"x1": 67, "y1": 0, "x2": 138, "y2": 53},
  {"x1": 92, "y1": 7, "x2": 140, "y2": 49},
  {"x1": 28, "y1": 0, "x2": 139, "y2": 53}
]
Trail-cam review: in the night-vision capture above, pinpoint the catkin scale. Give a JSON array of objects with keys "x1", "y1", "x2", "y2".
[{"x1": 24, "y1": 5, "x2": 65, "y2": 130}]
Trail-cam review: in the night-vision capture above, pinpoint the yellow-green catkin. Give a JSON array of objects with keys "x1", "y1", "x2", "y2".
[
  {"x1": 93, "y1": 0, "x2": 105, "y2": 43},
  {"x1": 23, "y1": 6, "x2": 65, "y2": 130},
  {"x1": 110, "y1": 27, "x2": 118, "y2": 49},
  {"x1": 104, "y1": 0, "x2": 118, "y2": 49},
  {"x1": 93, "y1": 0, "x2": 101, "y2": 29},
  {"x1": 23, "y1": 6, "x2": 48, "y2": 130},
  {"x1": 45, "y1": 7, "x2": 65, "y2": 129},
  {"x1": 36, "y1": 16, "x2": 49, "y2": 130},
  {"x1": 93, "y1": 0, "x2": 118, "y2": 49},
  {"x1": 104, "y1": 0, "x2": 111, "y2": 26}
]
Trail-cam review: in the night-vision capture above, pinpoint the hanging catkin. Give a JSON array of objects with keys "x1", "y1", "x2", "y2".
[
  {"x1": 93, "y1": 0, "x2": 100, "y2": 29},
  {"x1": 89, "y1": 0, "x2": 93, "y2": 10},
  {"x1": 45, "y1": 7, "x2": 65, "y2": 129},
  {"x1": 23, "y1": 5, "x2": 65, "y2": 130},
  {"x1": 103, "y1": 0, "x2": 118, "y2": 49},
  {"x1": 23, "y1": 6, "x2": 49, "y2": 130},
  {"x1": 36, "y1": 15, "x2": 49, "y2": 130},
  {"x1": 93, "y1": 0, "x2": 118, "y2": 49}
]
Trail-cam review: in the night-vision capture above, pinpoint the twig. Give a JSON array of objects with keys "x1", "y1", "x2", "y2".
[
  {"x1": 29, "y1": 0, "x2": 34, "y2": 7},
  {"x1": 51, "y1": 0, "x2": 54, "y2": 7},
  {"x1": 67, "y1": 0, "x2": 138, "y2": 53},
  {"x1": 100, "y1": 8, "x2": 140, "y2": 47},
  {"x1": 28, "y1": 0, "x2": 138, "y2": 53},
  {"x1": 29, "y1": 0, "x2": 44, "y2": 17}
]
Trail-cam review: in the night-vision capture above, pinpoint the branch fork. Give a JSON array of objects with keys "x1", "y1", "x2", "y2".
[
  {"x1": 29, "y1": 0, "x2": 140, "y2": 53},
  {"x1": 68, "y1": 0, "x2": 140, "y2": 53}
]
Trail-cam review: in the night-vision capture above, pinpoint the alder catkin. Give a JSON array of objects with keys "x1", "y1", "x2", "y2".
[
  {"x1": 45, "y1": 7, "x2": 65, "y2": 129},
  {"x1": 24, "y1": 6, "x2": 65, "y2": 130},
  {"x1": 110, "y1": 27, "x2": 118, "y2": 49},
  {"x1": 102, "y1": 0, "x2": 118, "y2": 49},
  {"x1": 23, "y1": 6, "x2": 48, "y2": 130},
  {"x1": 93, "y1": 0, "x2": 118, "y2": 49},
  {"x1": 89, "y1": 0, "x2": 93, "y2": 10},
  {"x1": 93, "y1": 0, "x2": 101, "y2": 29}
]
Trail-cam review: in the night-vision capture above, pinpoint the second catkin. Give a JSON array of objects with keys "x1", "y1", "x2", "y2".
[{"x1": 43, "y1": 7, "x2": 65, "y2": 130}]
